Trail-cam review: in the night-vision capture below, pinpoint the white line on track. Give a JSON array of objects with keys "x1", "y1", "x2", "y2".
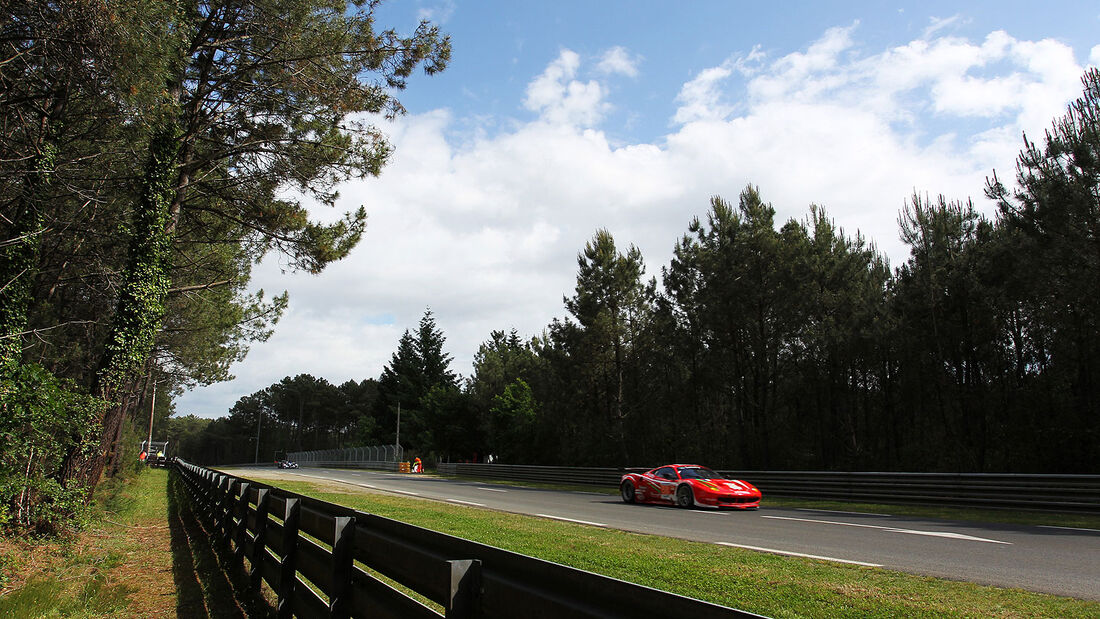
[
  {"x1": 390, "y1": 489, "x2": 421, "y2": 497},
  {"x1": 535, "y1": 514, "x2": 607, "y2": 527},
  {"x1": 796, "y1": 508, "x2": 891, "y2": 517},
  {"x1": 762, "y1": 515, "x2": 1011, "y2": 544},
  {"x1": 717, "y1": 542, "x2": 882, "y2": 567},
  {"x1": 477, "y1": 487, "x2": 507, "y2": 493},
  {"x1": 1038, "y1": 525, "x2": 1100, "y2": 533},
  {"x1": 447, "y1": 499, "x2": 486, "y2": 507}
]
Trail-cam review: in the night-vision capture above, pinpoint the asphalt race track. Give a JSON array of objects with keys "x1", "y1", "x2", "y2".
[{"x1": 220, "y1": 466, "x2": 1100, "y2": 601}]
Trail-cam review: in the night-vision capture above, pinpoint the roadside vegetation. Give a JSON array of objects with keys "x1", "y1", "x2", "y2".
[
  {"x1": 0, "y1": 470, "x2": 173, "y2": 617},
  {"x1": 0, "y1": 469, "x2": 274, "y2": 618},
  {"x1": 0, "y1": 0, "x2": 449, "y2": 537},
  {"x1": 256, "y1": 475, "x2": 1100, "y2": 618}
]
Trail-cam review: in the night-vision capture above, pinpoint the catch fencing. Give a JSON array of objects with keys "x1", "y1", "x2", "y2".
[
  {"x1": 288, "y1": 445, "x2": 404, "y2": 471},
  {"x1": 174, "y1": 459, "x2": 764, "y2": 618},
  {"x1": 435, "y1": 463, "x2": 1100, "y2": 513}
]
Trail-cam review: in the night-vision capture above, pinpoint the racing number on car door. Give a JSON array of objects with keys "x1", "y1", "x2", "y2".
[{"x1": 654, "y1": 467, "x2": 678, "y2": 502}]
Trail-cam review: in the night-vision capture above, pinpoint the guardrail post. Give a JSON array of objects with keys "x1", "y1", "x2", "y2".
[
  {"x1": 329, "y1": 516, "x2": 355, "y2": 618},
  {"x1": 208, "y1": 474, "x2": 221, "y2": 529},
  {"x1": 278, "y1": 497, "x2": 300, "y2": 619},
  {"x1": 250, "y1": 488, "x2": 269, "y2": 591},
  {"x1": 218, "y1": 475, "x2": 233, "y2": 544},
  {"x1": 234, "y1": 482, "x2": 250, "y2": 561},
  {"x1": 445, "y1": 559, "x2": 482, "y2": 619}
]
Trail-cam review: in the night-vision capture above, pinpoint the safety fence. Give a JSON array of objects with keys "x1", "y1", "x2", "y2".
[
  {"x1": 435, "y1": 463, "x2": 1100, "y2": 513},
  {"x1": 288, "y1": 445, "x2": 404, "y2": 471},
  {"x1": 175, "y1": 459, "x2": 764, "y2": 618}
]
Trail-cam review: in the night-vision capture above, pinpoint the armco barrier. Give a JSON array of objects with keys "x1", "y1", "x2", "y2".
[
  {"x1": 435, "y1": 463, "x2": 1100, "y2": 513},
  {"x1": 174, "y1": 459, "x2": 765, "y2": 618}
]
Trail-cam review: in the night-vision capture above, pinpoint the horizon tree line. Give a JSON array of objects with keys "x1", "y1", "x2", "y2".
[{"x1": 177, "y1": 69, "x2": 1099, "y2": 474}]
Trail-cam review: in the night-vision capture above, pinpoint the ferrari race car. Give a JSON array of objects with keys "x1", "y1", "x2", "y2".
[{"x1": 620, "y1": 464, "x2": 761, "y2": 509}]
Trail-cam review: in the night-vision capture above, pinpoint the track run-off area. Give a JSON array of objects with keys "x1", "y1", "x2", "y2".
[{"x1": 220, "y1": 466, "x2": 1100, "y2": 601}]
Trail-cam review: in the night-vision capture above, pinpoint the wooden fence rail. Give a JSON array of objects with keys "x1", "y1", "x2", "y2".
[{"x1": 174, "y1": 459, "x2": 765, "y2": 618}]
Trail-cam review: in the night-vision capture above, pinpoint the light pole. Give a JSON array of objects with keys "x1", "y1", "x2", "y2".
[{"x1": 146, "y1": 377, "x2": 161, "y2": 456}]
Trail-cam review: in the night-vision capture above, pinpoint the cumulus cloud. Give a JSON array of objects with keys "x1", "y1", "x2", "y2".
[
  {"x1": 177, "y1": 25, "x2": 1089, "y2": 417},
  {"x1": 524, "y1": 49, "x2": 609, "y2": 127},
  {"x1": 673, "y1": 63, "x2": 736, "y2": 124}
]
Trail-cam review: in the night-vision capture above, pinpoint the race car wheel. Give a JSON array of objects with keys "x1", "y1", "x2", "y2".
[
  {"x1": 676, "y1": 485, "x2": 694, "y2": 508},
  {"x1": 620, "y1": 481, "x2": 636, "y2": 504}
]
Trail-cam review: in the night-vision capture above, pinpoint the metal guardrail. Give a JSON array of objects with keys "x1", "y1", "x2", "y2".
[
  {"x1": 435, "y1": 463, "x2": 1100, "y2": 513},
  {"x1": 289, "y1": 445, "x2": 403, "y2": 466},
  {"x1": 174, "y1": 459, "x2": 764, "y2": 618}
]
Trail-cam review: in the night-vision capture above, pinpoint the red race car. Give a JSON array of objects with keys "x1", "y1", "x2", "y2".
[{"x1": 620, "y1": 464, "x2": 761, "y2": 509}]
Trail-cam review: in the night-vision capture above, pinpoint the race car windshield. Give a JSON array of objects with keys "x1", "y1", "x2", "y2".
[{"x1": 678, "y1": 467, "x2": 722, "y2": 480}]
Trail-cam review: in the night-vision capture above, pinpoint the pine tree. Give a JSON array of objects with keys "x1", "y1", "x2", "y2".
[{"x1": 416, "y1": 309, "x2": 457, "y2": 389}]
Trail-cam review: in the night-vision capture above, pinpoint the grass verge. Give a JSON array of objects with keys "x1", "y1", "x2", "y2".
[
  {"x1": 260, "y1": 475, "x2": 1098, "y2": 619},
  {"x1": 0, "y1": 470, "x2": 172, "y2": 617},
  {"x1": 0, "y1": 468, "x2": 274, "y2": 618}
]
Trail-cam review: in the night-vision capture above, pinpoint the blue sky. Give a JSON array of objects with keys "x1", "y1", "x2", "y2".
[
  {"x1": 379, "y1": 1, "x2": 1099, "y2": 143},
  {"x1": 175, "y1": 1, "x2": 1100, "y2": 418}
]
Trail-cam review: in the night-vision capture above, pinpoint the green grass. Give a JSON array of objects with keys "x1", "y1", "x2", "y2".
[
  {"x1": 0, "y1": 473, "x2": 159, "y2": 618},
  {"x1": 1, "y1": 468, "x2": 276, "y2": 618},
  {"x1": 265, "y1": 477, "x2": 1099, "y2": 619}
]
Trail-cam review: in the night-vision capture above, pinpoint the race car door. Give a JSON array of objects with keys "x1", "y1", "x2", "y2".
[{"x1": 652, "y1": 466, "x2": 679, "y2": 503}]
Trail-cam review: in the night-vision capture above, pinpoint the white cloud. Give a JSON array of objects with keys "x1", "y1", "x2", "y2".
[
  {"x1": 524, "y1": 49, "x2": 609, "y2": 127},
  {"x1": 673, "y1": 63, "x2": 735, "y2": 124},
  {"x1": 597, "y1": 46, "x2": 641, "y2": 77},
  {"x1": 176, "y1": 26, "x2": 1089, "y2": 417}
]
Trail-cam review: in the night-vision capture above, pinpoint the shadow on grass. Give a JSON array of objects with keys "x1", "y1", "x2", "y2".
[{"x1": 167, "y1": 471, "x2": 275, "y2": 618}]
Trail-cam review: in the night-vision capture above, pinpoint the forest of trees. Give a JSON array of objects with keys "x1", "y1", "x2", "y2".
[
  {"x1": 4, "y1": 0, "x2": 1097, "y2": 536},
  {"x1": 179, "y1": 69, "x2": 1100, "y2": 475},
  {"x1": 0, "y1": 0, "x2": 449, "y2": 533}
]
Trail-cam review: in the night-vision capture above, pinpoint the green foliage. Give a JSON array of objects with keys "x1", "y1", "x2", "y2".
[
  {"x1": 2, "y1": 0, "x2": 451, "y2": 519},
  {"x1": 488, "y1": 379, "x2": 540, "y2": 463},
  {"x1": 373, "y1": 310, "x2": 459, "y2": 452},
  {"x1": 99, "y1": 128, "x2": 180, "y2": 394},
  {"x1": 0, "y1": 365, "x2": 103, "y2": 534}
]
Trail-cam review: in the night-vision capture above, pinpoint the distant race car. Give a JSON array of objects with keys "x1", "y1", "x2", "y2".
[
  {"x1": 276, "y1": 459, "x2": 299, "y2": 469},
  {"x1": 620, "y1": 464, "x2": 761, "y2": 509}
]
